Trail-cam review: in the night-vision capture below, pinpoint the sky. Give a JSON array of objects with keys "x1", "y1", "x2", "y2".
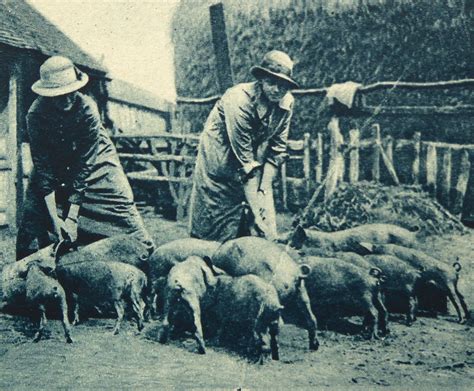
[{"x1": 28, "y1": 0, "x2": 181, "y2": 102}]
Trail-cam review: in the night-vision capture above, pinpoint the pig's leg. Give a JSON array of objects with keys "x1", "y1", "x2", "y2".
[
  {"x1": 72, "y1": 293, "x2": 80, "y2": 326},
  {"x1": 190, "y1": 302, "x2": 206, "y2": 354},
  {"x1": 113, "y1": 299, "x2": 125, "y2": 335},
  {"x1": 373, "y1": 291, "x2": 389, "y2": 337},
  {"x1": 269, "y1": 319, "x2": 280, "y2": 361},
  {"x1": 296, "y1": 282, "x2": 319, "y2": 351},
  {"x1": 130, "y1": 287, "x2": 145, "y2": 332},
  {"x1": 33, "y1": 305, "x2": 47, "y2": 343},
  {"x1": 454, "y1": 283, "x2": 470, "y2": 321},
  {"x1": 158, "y1": 298, "x2": 171, "y2": 344},
  {"x1": 406, "y1": 292, "x2": 418, "y2": 326},
  {"x1": 362, "y1": 298, "x2": 378, "y2": 339},
  {"x1": 59, "y1": 295, "x2": 73, "y2": 343},
  {"x1": 445, "y1": 287, "x2": 464, "y2": 323}
]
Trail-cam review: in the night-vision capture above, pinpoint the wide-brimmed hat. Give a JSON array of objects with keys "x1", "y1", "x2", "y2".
[
  {"x1": 250, "y1": 50, "x2": 299, "y2": 88},
  {"x1": 32, "y1": 56, "x2": 89, "y2": 97}
]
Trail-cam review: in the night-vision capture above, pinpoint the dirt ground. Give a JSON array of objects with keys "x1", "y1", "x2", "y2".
[{"x1": 0, "y1": 215, "x2": 473, "y2": 390}]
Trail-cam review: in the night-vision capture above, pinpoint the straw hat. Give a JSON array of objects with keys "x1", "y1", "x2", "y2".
[
  {"x1": 32, "y1": 56, "x2": 89, "y2": 97},
  {"x1": 250, "y1": 50, "x2": 299, "y2": 88}
]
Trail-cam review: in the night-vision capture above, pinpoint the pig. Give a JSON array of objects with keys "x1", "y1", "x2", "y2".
[
  {"x1": 25, "y1": 261, "x2": 73, "y2": 343},
  {"x1": 203, "y1": 274, "x2": 283, "y2": 363},
  {"x1": 148, "y1": 238, "x2": 221, "y2": 315},
  {"x1": 366, "y1": 244, "x2": 469, "y2": 323},
  {"x1": 159, "y1": 255, "x2": 282, "y2": 363},
  {"x1": 287, "y1": 224, "x2": 417, "y2": 253},
  {"x1": 211, "y1": 237, "x2": 319, "y2": 351},
  {"x1": 158, "y1": 255, "x2": 218, "y2": 354},
  {"x1": 302, "y1": 256, "x2": 388, "y2": 338},
  {"x1": 58, "y1": 234, "x2": 154, "y2": 272},
  {"x1": 1, "y1": 244, "x2": 57, "y2": 311},
  {"x1": 362, "y1": 254, "x2": 422, "y2": 325},
  {"x1": 56, "y1": 248, "x2": 148, "y2": 334}
]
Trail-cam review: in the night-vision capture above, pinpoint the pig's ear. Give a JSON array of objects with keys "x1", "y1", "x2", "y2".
[
  {"x1": 202, "y1": 256, "x2": 224, "y2": 276},
  {"x1": 290, "y1": 225, "x2": 307, "y2": 249},
  {"x1": 352, "y1": 241, "x2": 374, "y2": 255}
]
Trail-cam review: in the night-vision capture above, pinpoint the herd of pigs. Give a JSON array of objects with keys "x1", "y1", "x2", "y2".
[{"x1": 0, "y1": 223, "x2": 470, "y2": 363}]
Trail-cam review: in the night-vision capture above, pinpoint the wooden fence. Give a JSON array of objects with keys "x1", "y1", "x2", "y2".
[{"x1": 113, "y1": 124, "x2": 473, "y2": 221}]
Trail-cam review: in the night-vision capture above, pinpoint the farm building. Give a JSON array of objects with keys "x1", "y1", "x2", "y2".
[{"x1": 0, "y1": 0, "x2": 172, "y2": 230}]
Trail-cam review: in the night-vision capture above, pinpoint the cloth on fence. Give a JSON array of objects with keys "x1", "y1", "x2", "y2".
[
  {"x1": 17, "y1": 93, "x2": 152, "y2": 259},
  {"x1": 326, "y1": 81, "x2": 362, "y2": 109},
  {"x1": 188, "y1": 82, "x2": 293, "y2": 242}
]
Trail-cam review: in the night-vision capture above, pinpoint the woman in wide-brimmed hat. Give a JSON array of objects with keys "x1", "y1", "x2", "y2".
[
  {"x1": 16, "y1": 56, "x2": 153, "y2": 259},
  {"x1": 189, "y1": 50, "x2": 298, "y2": 242}
]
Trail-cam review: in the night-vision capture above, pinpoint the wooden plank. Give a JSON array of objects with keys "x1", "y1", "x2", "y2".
[
  {"x1": 209, "y1": 2, "x2": 234, "y2": 93},
  {"x1": 362, "y1": 105, "x2": 474, "y2": 115},
  {"x1": 439, "y1": 148, "x2": 452, "y2": 207},
  {"x1": 112, "y1": 132, "x2": 200, "y2": 141},
  {"x1": 423, "y1": 141, "x2": 474, "y2": 150},
  {"x1": 119, "y1": 153, "x2": 195, "y2": 164},
  {"x1": 426, "y1": 145, "x2": 437, "y2": 195},
  {"x1": 325, "y1": 116, "x2": 344, "y2": 200},
  {"x1": 303, "y1": 133, "x2": 311, "y2": 194},
  {"x1": 411, "y1": 132, "x2": 421, "y2": 184},
  {"x1": 127, "y1": 171, "x2": 192, "y2": 184},
  {"x1": 371, "y1": 124, "x2": 381, "y2": 182},
  {"x1": 348, "y1": 128, "x2": 359, "y2": 183},
  {"x1": 384, "y1": 136, "x2": 394, "y2": 164},
  {"x1": 451, "y1": 150, "x2": 471, "y2": 215}
]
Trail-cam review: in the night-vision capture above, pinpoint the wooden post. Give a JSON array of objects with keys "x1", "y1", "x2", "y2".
[
  {"x1": 325, "y1": 116, "x2": 344, "y2": 201},
  {"x1": 280, "y1": 162, "x2": 288, "y2": 210},
  {"x1": 209, "y1": 3, "x2": 234, "y2": 93},
  {"x1": 426, "y1": 144, "x2": 437, "y2": 195},
  {"x1": 7, "y1": 64, "x2": 19, "y2": 231},
  {"x1": 348, "y1": 128, "x2": 359, "y2": 183},
  {"x1": 315, "y1": 133, "x2": 323, "y2": 183},
  {"x1": 439, "y1": 147, "x2": 452, "y2": 207},
  {"x1": 385, "y1": 135, "x2": 394, "y2": 163},
  {"x1": 411, "y1": 132, "x2": 421, "y2": 184},
  {"x1": 371, "y1": 124, "x2": 381, "y2": 182},
  {"x1": 451, "y1": 149, "x2": 471, "y2": 215},
  {"x1": 303, "y1": 133, "x2": 311, "y2": 194}
]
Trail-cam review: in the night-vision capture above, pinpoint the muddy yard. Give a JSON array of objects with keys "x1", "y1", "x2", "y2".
[{"x1": 0, "y1": 216, "x2": 473, "y2": 390}]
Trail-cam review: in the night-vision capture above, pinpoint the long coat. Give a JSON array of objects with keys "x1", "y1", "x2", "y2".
[
  {"x1": 17, "y1": 92, "x2": 151, "y2": 257},
  {"x1": 188, "y1": 82, "x2": 293, "y2": 242}
]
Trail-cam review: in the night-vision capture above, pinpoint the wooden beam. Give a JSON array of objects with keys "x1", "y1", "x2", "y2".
[
  {"x1": 303, "y1": 133, "x2": 311, "y2": 194},
  {"x1": 411, "y1": 132, "x2": 421, "y2": 184},
  {"x1": 209, "y1": 2, "x2": 234, "y2": 93},
  {"x1": 119, "y1": 153, "x2": 195, "y2": 164},
  {"x1": 426, "y1": 144, "x2": 437, "y2": 196},
  {"x1": 451, "y1": 150, "x2": 471, "y2": 215},
  {"x1": 371, "y1": 124, "x2": 381, "y2": 182},
  {"x1": 112, "y1": 132, "x2": 200, "y2": 141},
  {"x1": 349, "y1": 128, "x2": 359, "y2": 183}
]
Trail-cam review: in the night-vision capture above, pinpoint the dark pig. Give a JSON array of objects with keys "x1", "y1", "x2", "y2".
[
  {"x1": 302, "y1": 256, "x2": 388, "y2": 338},
  {"x1": 368, "y1": 244, "x2": 469, "y2": 323},
  {"x1": 211, "y1": 237, "x2": 319, "y2": 351},
  {"x1": 365, "y1": 254, "x2": 422, "y2": 325},
  {"x1": 203, "y1": 274, "x2": 283, "y2": 363}
]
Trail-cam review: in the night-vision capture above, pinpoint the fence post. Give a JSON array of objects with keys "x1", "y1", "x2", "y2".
[
  {"x1": 303, "y1": 133, "x2": 311, "y2": 194},
  {"x1": 371, "y1": 124, "x2": 381, "y2": 182},
  {"x1": 439, "y1": 147, "x2": 452, "y2": 207},
  {"x1": 325, "y1": 117, "x2": 344, "y2": 201},
  {"x1": 451, "y1": 149, "x2": 471, "y2": 215},
  {"x1": 385, "y1": 135, "x2": 394, "y2": 163},
  {"x1": 426, "y1": 144, "x2": 437, "y2": 195},
  {"x1": 349, "y1": 128, "x2": 359, "y2": 183},
  {"x1": 315, "y1": 133, "x2": 323, "y2": 183},
  {"x1": 412, "y1": 132, "x2": 421, "y2": 184}
]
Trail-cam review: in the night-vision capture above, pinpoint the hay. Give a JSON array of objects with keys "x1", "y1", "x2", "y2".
[{"x1": 305, "y1": 181, "x2": 466, "y2": 236}]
